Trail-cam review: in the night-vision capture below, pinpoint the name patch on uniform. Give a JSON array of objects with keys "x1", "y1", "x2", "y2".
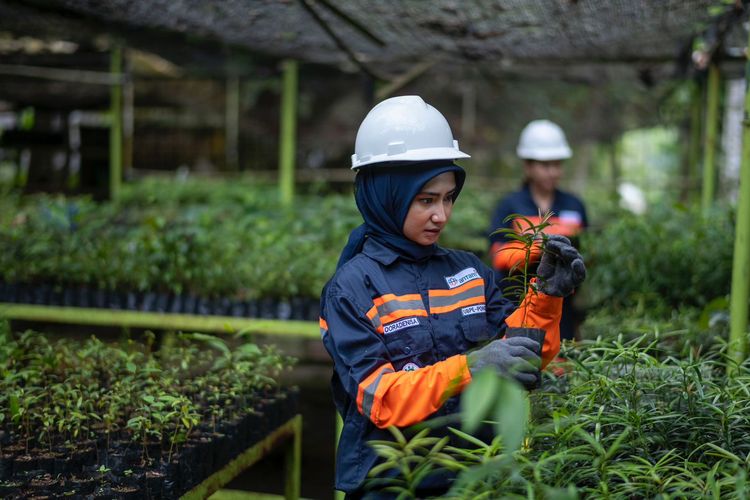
[
  {"x1": 445, "y1": 267, "x2": 480, "y2": 289},
  {"x1": 383, "y1": 317, "x2": 420, "y2": 335},
  {"x1": 559, "y1": 210, "x2": 582, "y2": 224},
  {"x1": 461, "y1": 304, "x2": 486, "y2": 316}
]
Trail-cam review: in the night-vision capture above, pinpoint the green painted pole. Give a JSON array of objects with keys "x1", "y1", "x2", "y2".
[
  {"x1": 284, "y1": 415, "x2": 302, "y2": 500},
  {"x1": 0, "y1": 303, "x2": 319, "y2": 339},
  {"x1": 334, "y1": 413, "x2": 344, "y2": 500},
  {"x1": 225, "y1": 76, "x2": 240, "y2": 171},
  {"x1": 702, "y1": 64, "x2": 721, "y2": 212},
  {"x1": 109, "y1": 44, "x2": 123, "y2": 201},
  {"x1": 181, "y1": 415, "x2": 302, "y2": 499},
  {"x1": 728, "y1": 31, "x2": 750, "y2": 367},
  {"x1": 279, "y1": 60, "x2": 298, "y2": 206},
  {"x1": 688, "y1": 79, "x2": 703, "y2": 203}
]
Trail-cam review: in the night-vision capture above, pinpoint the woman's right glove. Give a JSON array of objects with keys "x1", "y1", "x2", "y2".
[
  {"x1": 537, "y1": 234, "x2": 586, "y2": 297},
  {"x1": 467, "y1": 336, "x2": 540, "y2": 389}
]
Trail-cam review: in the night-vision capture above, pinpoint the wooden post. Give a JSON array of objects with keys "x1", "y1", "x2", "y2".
[
  {"x1": 109, "y1": 45, "x2": 123, "y2": 201},
  {"x1": 728, "y1": 32, "x2": 750, "y2": 366},
  {"x1": 702, "y1": 64, "x2": 721, "y2": 212},
  {"x1": 279, "y1": 60, "x2": 298, "y2": 206},
  {"x1": 225, "y1": 76, "x2": 240, "y2": 171}
]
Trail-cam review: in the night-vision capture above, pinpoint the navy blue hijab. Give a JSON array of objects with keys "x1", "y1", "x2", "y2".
[{"x1": 336, "y1": 162, "x2": 466, "y2": 269}]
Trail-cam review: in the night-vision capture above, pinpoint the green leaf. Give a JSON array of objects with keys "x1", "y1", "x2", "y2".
[
  {"x1": 461, "y1": 368, "x2": 499, "y2": 434},
  {"x1": 9, "y1": 394, "x2": 20, "y2": 421},
  {"x1": 492, "y1": 377, "x2": 528, "y2": 453}
]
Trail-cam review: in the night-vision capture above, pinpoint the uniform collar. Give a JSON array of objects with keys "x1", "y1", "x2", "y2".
[{"x1": 362, "y1": 237, "x2": 448, "y2": 266}]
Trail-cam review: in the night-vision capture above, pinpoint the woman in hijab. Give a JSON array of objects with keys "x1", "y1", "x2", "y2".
[{"x1": 320, "y1": 96, "x2": 585, "y2": 499}]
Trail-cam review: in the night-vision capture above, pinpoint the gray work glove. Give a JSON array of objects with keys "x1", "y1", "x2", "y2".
[
  {"x1": 537, "y1": 234, "x2": 586, "y2": 297},
  {"x1": 467, "y1": 336, "x2": 541, "y2": 390}
]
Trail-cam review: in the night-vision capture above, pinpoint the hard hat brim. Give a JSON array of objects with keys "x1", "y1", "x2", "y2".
[
  {"x1": 516, "y1": 146, "x2": 572, "y2": 161},
  {"x1": 352, "y1": 147, "x2": 470, "y2": 170}
]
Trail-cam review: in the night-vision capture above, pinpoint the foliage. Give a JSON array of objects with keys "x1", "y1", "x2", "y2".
[
  {"x1": 581, "y1": 202, "x2": 734, "y2": 313},
  {"x1": 0, "y1": 176, "x2": 497, "y2": 300},
  {"x1": 0, "y1": 329, "x2": 294, "y2": 463},
  {"x1": 366, "y1": 318, "x2": 750, "y2": 498},
  {"x1": 490, "y1": 211, "x2": 553, "y2": 305}
]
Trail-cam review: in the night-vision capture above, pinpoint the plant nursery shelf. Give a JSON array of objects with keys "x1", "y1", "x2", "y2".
[
  {"x1": 0, "y1": 303, "x2": 320, "y2": 339},
  {"x1": 182, "y1": 414, "x2": 302, "y2": 500}
]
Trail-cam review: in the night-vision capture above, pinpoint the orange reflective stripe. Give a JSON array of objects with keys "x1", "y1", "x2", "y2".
[
  {"x1": 319, "y1": 317, "x2": 328, "y2": 338},
  {"x1": 373, "y1": 293, "x2": 423, "y2": 306},
  {"x1": 430, "y1": 295, "x2": 485, "y2": 314},
  {"x1": 428, "y1": 278, "x2": 485, "y2": 314},
  {"x1": 367, "y1": 293, "x2": 428, "y2": 335},
  {"x1": 356, "y1": 355, "x2": 472, "y2": 428},
  {"x1": 428, "y1": 278, "x2": 483, "y2": 297},
  {"x1": 505, "y1": 286, "x2": 562, "y2": 369},
  {"x1": 379, "y1": 308, "x2": 428, "y2": 324},
  {"x1": 357, "y1": 363, "x2": 395, "y2": 416}
]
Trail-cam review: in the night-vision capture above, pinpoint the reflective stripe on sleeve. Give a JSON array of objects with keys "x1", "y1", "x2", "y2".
[{"x1": 355, "y1": 355, "x2": 472, "y2": 428}]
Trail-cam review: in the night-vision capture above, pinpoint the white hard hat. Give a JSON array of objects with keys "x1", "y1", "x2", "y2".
[
  {"x1": 516, "y1": 119, "x2": 572, "y2": 161},
  {"x1": 351, "y1": 95, "x2": 470, "y2": 170}
]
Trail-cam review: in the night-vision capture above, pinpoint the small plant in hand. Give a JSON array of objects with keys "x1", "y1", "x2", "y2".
[
  {"x1": 0, "y1": 328, "x2": 297, "y2": 498},
  {"x1": 491, "y1": 210, "x2": 554, "y2": 306}
]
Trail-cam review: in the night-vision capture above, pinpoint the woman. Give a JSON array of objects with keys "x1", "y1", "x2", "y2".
[
  {"x1": 321, "y1": 97, "x2": 585, "y2": 498},
  {"x1": 489, "y1": 119, "x2": 588, "y2": 342}
]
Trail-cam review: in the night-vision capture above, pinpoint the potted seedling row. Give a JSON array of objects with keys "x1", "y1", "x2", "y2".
[{"x1": 0, "y1": 330, "x2": 298, "y2": 498}]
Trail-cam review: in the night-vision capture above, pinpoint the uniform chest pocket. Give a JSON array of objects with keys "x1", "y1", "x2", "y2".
[
  {"x1": 458, "y1": 314, "x2": 495, "y2": 345},
  {"x1": 383, "y1": 327, "x2": 435, "y2": 370}
]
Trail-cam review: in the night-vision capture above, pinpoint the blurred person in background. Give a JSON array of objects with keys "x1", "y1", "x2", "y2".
[
  {"x1": 321, "y1": 97, "x2": 585, "y2": 498},
  {"x1": 488, "y1": 120, "x2": 588, "y2": 342}
]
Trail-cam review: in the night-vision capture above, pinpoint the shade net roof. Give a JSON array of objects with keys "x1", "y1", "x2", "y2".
[{"x1": 2, "y1": 0, "x2": 747, "y2": 80}]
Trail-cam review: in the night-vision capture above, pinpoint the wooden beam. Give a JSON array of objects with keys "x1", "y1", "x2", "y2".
[{"x1": 0, "y1": 63, "x2": 123, "y2": 85}]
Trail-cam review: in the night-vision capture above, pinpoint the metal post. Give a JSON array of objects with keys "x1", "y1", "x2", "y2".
[
  {"x1": 335, "y1": 413, "x2": 344, "y2": 500},
  {"x1": 122, "y1": 56, "x2": 134, "y2": 180},
  {"x1": 687, "y1": 79, "x2": 703, "y2": 202},
  {"x1": 284, "y1": 414, "x2": 302, "y2": 500},
  {"x1": 702, "y1": 64, "x2": 721, "y2": 212},
  {"x1": 728, "y1": 32, "x2": 750, "y2": 366},
  {"x1": 109, "y1": 45, "x2": 123, "y2": 201},
  {"x1": 279, "y1": 60, "x2": 298, "y2": 206},
  {"x1": 225, "y1": 76, "x2": 240, "y2": 171}
]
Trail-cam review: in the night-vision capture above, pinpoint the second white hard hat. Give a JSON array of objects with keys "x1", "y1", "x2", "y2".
[
  {"x1": 351, "y1": 95, "x2": 470, "y2": 170},
  {"x1": 516, "y1": 119, "x2": 572, "y2": 161}
]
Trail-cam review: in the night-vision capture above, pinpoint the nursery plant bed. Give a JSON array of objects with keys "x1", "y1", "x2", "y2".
[
  {"x1": 0, "y1": 303, "x2": 319, "y2": 339},
  {"x1": 0, "y1": 330, "x2": 301, "y2": 499},
  {"x1": 182, "y1": 414, "x2": 302, "y2": 500},
  {"x1": 0, "y1": 392, "x2": 300, "y2": 499},
  {"x1": 0, "y1": 282, "x2": 321, "y2": 321}
]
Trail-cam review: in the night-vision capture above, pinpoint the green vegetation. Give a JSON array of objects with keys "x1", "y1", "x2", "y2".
[
  {"x1": 0, "y1": 177, "x2": 496, "y2": 302},
  {"x1": 0, "y1": 327, "x2": 296, "y2": 496},
  {"x1": 369, "y1": 325, "x2": 746, "y2": 498},
  {"x1": 582, "y1": 203, "x2": 734, "y2": 314}
]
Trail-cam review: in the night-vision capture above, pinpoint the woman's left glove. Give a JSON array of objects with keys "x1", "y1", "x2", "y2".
[{"x1": 537, "y1": 235, "x2": 586, "y2": 297}]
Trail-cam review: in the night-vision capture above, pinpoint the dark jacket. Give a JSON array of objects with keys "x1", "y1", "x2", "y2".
[{"x1": 321, "y1": 237, "x2": 562, "y2": 493}]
